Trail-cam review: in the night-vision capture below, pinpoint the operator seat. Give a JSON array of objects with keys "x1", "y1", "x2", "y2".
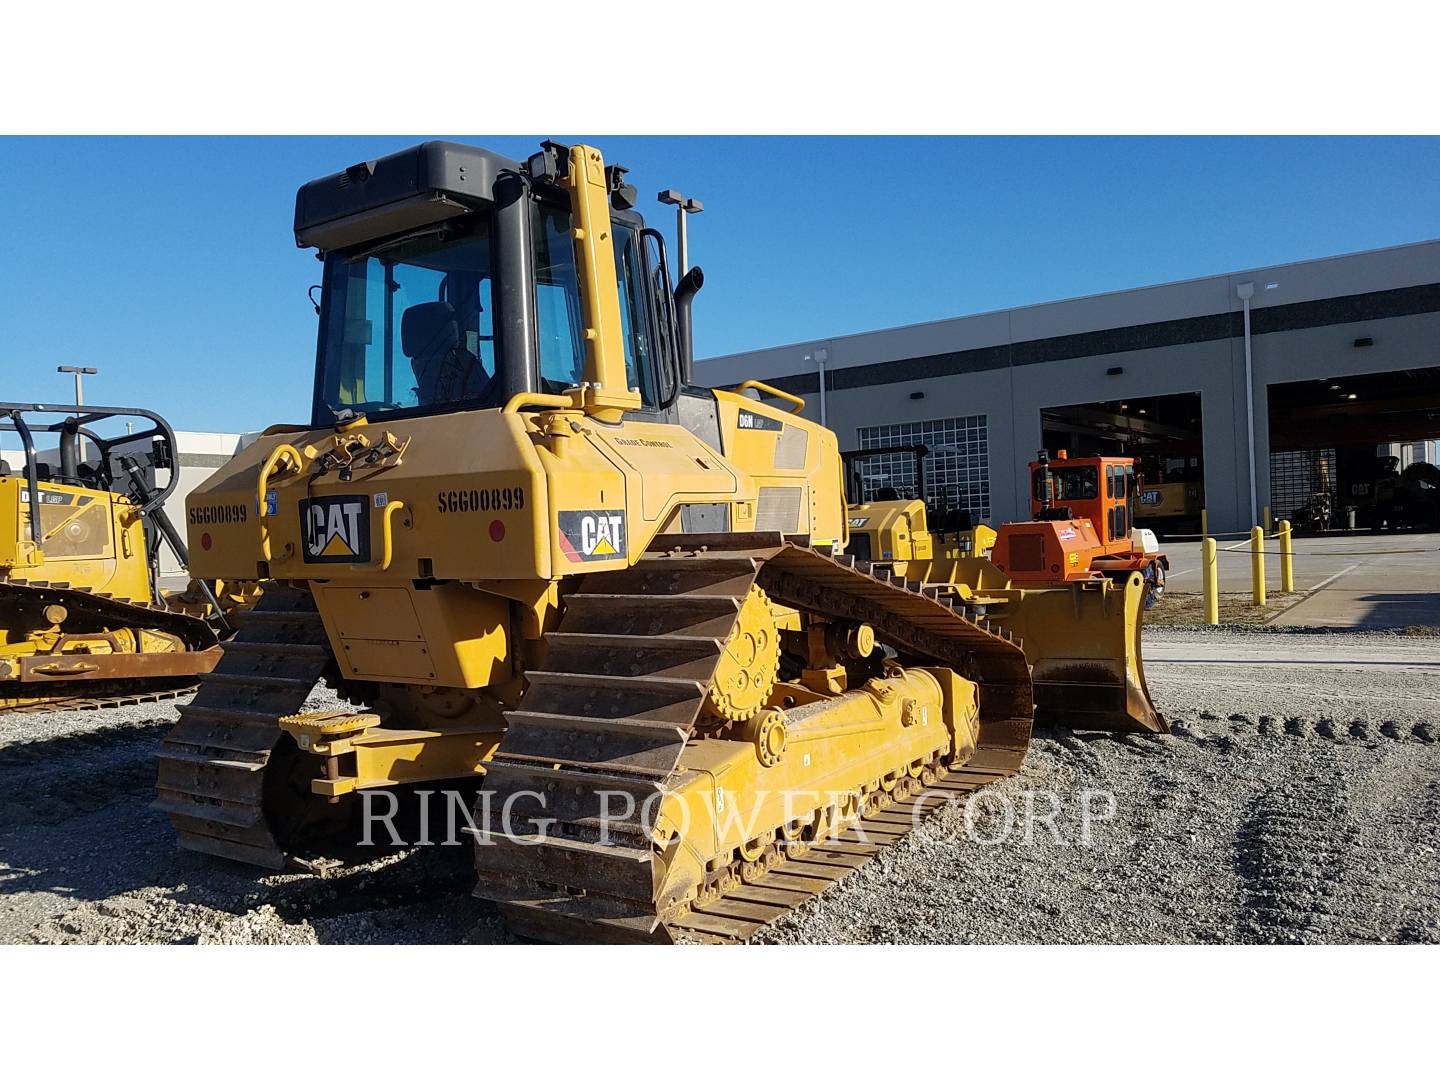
[{"x1": 402, "y1": 301, "x2": 489, "y2": 406}]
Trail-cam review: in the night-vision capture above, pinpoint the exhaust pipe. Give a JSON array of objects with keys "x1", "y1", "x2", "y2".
[
  {"x1": 674, "y1": 266, "x2": 704, "y2": 386},
  {"x1": 1035, "y1": 449, "x2": 1052, "y2": 516},
  {"x1": 59, "y1": 419, "x2": 81, "y2": 479}
]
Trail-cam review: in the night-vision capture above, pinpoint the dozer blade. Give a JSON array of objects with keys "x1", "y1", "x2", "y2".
[{"x1": 985, "y1": 571, "x2": 1166, "y2": 734}]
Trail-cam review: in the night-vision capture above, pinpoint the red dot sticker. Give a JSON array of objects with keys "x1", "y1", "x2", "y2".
[
  {"x1": 200, "y1": 532, "x2": 212, "y2": 551},
  {"x1": 488, "y1": 519, "x2": 506, "y2": 542}
]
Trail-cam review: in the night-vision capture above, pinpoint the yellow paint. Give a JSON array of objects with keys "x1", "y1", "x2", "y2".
[
  {"x1": 653, "y1": 665, "x2": 972, "y2": 914},
  {"x1": 1251, "y1": 525, "x2": 1266, "y2": 606},
  {"x1": 1202, "y1": 537, "x2": 1219, "y2": 625},
  {"x1": 561, "y1": 144, "x2": 640, "y2": 422},
  {"x1": 279, "y1": 709, "x2": 504, "y2": 797},
  {"x1": 0, "y1": 474, "x2": 202, "y2": 680},
  {"x1": 1278, "y1": 519, "x2": 1294, "y2": 593}
]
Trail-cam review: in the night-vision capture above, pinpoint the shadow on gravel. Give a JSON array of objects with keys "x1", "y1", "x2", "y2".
[
  {"x1": 0, "y1": 741, "x2": 502, "y2": 944},
  {"x1": 1, "y1": 799, "x2": 502, "y2": 943}
]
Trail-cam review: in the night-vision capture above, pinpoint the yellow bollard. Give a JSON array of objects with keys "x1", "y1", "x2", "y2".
[
  {"x1": 1250, "y1": 525, "x2": 1266, "y2": 606},
  {"x1": 1200, "y1": 508, "x2": 1208, "y2": 539},
  {"x1": 1278, "y1": 519, "x2": 1294, "y2": 593},
  {"x1": 1263, "y1": 505, "x2": 1272, "y2": 534},
  {"x1": 1202, "y1": 537, "x2": 1219, "y2": 625}
]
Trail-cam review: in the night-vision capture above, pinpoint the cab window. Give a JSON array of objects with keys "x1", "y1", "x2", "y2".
[
  {"x1": 1035, "y1": 464, "x2": 1098, "y2": 502},
  {"x1": 314, "y1": 215, "x2": 498, "y2": 424},
  {"x1": 532, "y1": 202, "x2": 657, "y2": 405}
]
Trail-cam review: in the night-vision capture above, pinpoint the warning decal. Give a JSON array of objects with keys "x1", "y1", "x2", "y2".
[{"x1": 557, "y1": 509, "x2": 627, "y2": 563}]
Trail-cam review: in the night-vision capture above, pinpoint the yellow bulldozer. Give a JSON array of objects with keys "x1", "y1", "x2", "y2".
[
  {"x1": 1, "y1": 402, "x2": 229, "y2": 713},
  {"x1": 159, "y1": 139, "x2": 1162, "y2": 944},
  {"x1": 844, "y1": 442, "x2": 1163, "y2": 734}
]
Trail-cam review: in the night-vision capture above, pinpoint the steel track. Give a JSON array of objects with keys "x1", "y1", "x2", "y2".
[
  {"x1": 0, "y1": 681, "x2": 196, "y2": 716},
  {"x1": 1, "y1": 578, "x2": 219, "y2": 716},
  {"x1": 670, "y1": 760, "x2": 1010, "y2": 942},
  {"x1": 476, "y1": 534, "x2": 1034, "y2": 944},
  {"x1": 154, "y1": 587, "x2": 332, "y2": 869}
]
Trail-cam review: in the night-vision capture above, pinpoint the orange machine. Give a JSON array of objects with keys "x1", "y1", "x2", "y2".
[{"x1": 992, "y1": 450, "x2": 1168, "y2": 598}]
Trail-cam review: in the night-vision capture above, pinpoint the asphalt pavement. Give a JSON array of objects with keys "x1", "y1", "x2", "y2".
[{"x1": 1159, "y1": 529, "x2": 1440, "y2": 630}]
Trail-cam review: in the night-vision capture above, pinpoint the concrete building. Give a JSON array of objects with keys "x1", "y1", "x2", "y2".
[{"x1": 697, "y1": 239, "x2": 1440, "y2": 534}]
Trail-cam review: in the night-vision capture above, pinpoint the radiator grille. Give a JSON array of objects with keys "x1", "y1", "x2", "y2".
[
  {"x1": 756, "y1": 486, "x2": 803, "y2": 535},
  {"x1": 772, "y1": 425, "x2": 809, "y2": 470}
]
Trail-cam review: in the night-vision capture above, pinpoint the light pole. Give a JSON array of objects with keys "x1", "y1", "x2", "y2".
[
  {"x1": 58, "y1": 365, "x2": 98, "y2": 411},
  {"x1": 1235, "y1": 283, "x2": 1257, "y2": 526},
  {"x1": 657, "y1": 189, "x2": 704, "y2": 275},
  {"x1": 805, "y1": 347, "x2": 830, "y2": 428}
]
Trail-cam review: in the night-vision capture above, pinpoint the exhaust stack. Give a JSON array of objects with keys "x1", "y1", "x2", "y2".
[{"x1": 675, "y1": 266, "x2": 704, "y2": 385}]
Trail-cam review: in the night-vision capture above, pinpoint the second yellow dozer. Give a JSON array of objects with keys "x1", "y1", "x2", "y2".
[
  {"x1": 843, "y1": 450, "x2": 1165, "y2": 735},
  {"x1": 1, "y1": 403, "x2": 225, "y2": 714},
  {"x1": 159, "y1": 139, "x2": 1148, "y2": 943}
]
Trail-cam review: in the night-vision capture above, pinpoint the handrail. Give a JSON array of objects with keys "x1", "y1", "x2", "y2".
[
  {"x1": 256, "y1": 443, "x2": 304, "y2": 518},
  {"x1": 2, "y1": 409, "x2": 43, "y2": 546},
  {"x1": 502, "y1": 392, "x2": 575, "y2": 415},
  {"x1": 734, "y1": 379, "x2": 805, "y2": 415},
  {"x1": 256, "y1": 442, "x2": 304, "y2": 563},
  {"x1": 346, "y1": 500, "x2": 407, "y2": 572}
]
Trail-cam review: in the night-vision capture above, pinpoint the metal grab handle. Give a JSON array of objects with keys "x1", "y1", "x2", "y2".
[
  {"x1": 31, "y1": 661, "x2": 101, "y2": 676},
  {"x1": 346, "y1": 500, "x2": 407, "y2": 573},
  {"x1": 734, "y1": 379, "x2": 805, "y2": 415},
  {"x1": 257, "y1": 443, "x2": 305, "y2": 517},
  {"x1": 502, "y1": 392, "x2": 575, "y2": 415},
  {"x1": 256, "y1": 443, "x2": 304, "y2": 562}
]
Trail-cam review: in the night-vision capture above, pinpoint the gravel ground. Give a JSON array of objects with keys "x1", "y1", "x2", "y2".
[{"x1": 2, "y1": 627, "x2": 1436, "y2": 945}]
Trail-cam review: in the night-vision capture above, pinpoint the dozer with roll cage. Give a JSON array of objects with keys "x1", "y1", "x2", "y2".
[
  {"x1": 845, "y1": 442, "x2": 1165, "y2": 735},
  {"x1": 161, "y1": 139, "x2": 1160, "y2": 944},
  {"x1": 1, "y1": 402, "x2": 230, "y2": 714}
]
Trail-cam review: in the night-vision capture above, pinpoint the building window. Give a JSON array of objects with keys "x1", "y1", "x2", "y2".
[
  {"x1": 856, "y1": 415, "x2": 991, "y2": 521},
  {"x1": 1269, "y1": 448, "x2": 1336, "y2": 520}
]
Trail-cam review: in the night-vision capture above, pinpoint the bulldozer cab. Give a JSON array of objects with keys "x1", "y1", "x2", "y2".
[
  {"x1": 1030, "y1": 451, "x2": 1136, "y2": 554},
  {"x1": 308, "y1": 156, "x2": 674, "y2": 427},
  {"x1": 841, "y1": 443, "x2": 996, "y2": 563},
  {"x1": 189, "y1": 140, "x2": 846, "y2": 594}
]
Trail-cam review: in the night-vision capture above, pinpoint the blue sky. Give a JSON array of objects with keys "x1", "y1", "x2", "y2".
[{"x1": 1, "y1": 136, "x2": 1436, "y2": 434}]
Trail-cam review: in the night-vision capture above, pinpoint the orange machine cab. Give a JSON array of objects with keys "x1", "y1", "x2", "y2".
[
  {"x1": 1030, "y1": 451, "x2": 1136, "y2": 553},
  {"x1": 992, "y1": 451, "x2": 1164, "y2": 586}
]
